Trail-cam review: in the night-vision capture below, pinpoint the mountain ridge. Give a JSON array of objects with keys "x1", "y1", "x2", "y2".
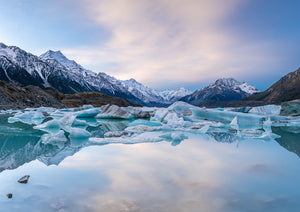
[{"x1": 0, "y1": 42, "x2": 191, "y2": 106}]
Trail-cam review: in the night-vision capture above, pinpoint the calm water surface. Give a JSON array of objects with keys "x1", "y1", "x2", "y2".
[{"x1": 0, "y1": 114, "x2": 300, "y2": 212}]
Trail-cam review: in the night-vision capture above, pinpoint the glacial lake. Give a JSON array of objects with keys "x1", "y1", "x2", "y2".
[{"x1": 0, "y1": 104, "x2": 300, "y2": 212}]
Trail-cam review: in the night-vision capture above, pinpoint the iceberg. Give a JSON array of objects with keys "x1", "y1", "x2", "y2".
[
  {"x1": 72, "y1": 119, "x2": 88, "y2": 129},
  {"x1": 8, "y1": 110, "x2": 45, "y2": 125},
  {"x1": 197, "y1": 125, "x2": 210, "y2": 134},
  {"x1": 59, "y1": 113, "x2": 76, "y2": 132},
  {"x1": 69, "y1": 128, "x2": 91, "y2": 139},
  {"x1": 99, "y1": 120, "x2": 130, "y2": 132},
  {"x1": 82, "y1": 105, "x2": 94, "y2": 109},
  {"x1": 150, "y1": 108, "x2": 169, "y2": 122},
  {"x1": 34, "y1": 119, "x2": 61, "y2": 133},
  {"x1": 280, "y1": 99, "x2": 300, "y2": 116},
  {"x1": 163, "y1": 112, "x2": 185, "y2": 127},
  {"x1": 76, "y1": 108, "x2": 100, "y2": 118},
  {"x1": 249, "y1": 105, "x2": 281, "y2": 116},
  {"x1": 191, "y1": 107, "x2": 265, "y2": 129},
  {"x1": 129, "y1": 119, "x2": 162, "y2": 127},
  {"x1": 259, "y1": 117, "x2": 280, "y2": 139},
  {"x1": 167, "y1": 101, "x2": 193, "y2": 116},
  {"x1": 97, "y1": 105, "x2": 133, "y2": 119},
  {"x1": 40, "y1": 130, "x2": 68, "y2": 148}
]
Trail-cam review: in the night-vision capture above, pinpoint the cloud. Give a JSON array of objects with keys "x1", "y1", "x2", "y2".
[{"x1": 63, "y1": 0, "x2": 284, "y2": 89}]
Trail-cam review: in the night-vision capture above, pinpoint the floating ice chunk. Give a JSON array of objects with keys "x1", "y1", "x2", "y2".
[
  {"x1": 228, "y1": 116, "x2": 242, "y2": 137},
  {"x1": 198, "y1": 125, "x2": 210, "y2": 133},
  {"x1": 259, "y1": 117, "x2": 280, "y2": 139},
  {"x1": 230, "y1": 116, "x2": 238, "y2": 129},
  {"x1": 125, "y1": 125, "x2": 162, "y2": 133},
  {"x1": 104, "y1": 131, "x2": 130, "y2": 138},
  {"x1": 280, "y1": 99, "x2": 300, "y2": 116},
  {"x1": 191, "y1": 107, "x2": 264, "y2": 128},
  {"x1": 69, "y1": 128, "x2": 91, "y2": 139},
  {"x1": 229, "y1": 116, "x2": 240, "y2": 136},
  {"x1": 34, "y1": 119, "x2": 61, "y2": 133},
  {"x1": 82, "y1": 105, "x2": 94, "y2": 109},
  {"x1": 8, "y1": 111, "x2": 45, "y2": 125},
  {"x1": 129, "y1": 119, "x2": 162, "y2": 127},
  {"x1": 189, "y1": 120, "x2": 224, "y2": 129},
  {"x1": 100, "y1": 120, "x2": 130, "y2": 132},
  {"x1": 82, "y1": 118, "x2": 100, "y2": 127},
  {"x1": 49, "y1": 110, "x2": 66, "y2": 119},
  {"x1": 40, "y1": 130, "x2": 67, "y2": 147},
  {"x1": 163, "y1": 112, "x2": 185, "y2": 127},
  {"x1": 167, "y1": 101, "x2": 194, "y2": 116},
  {"x1": 59, "y1": 113, "x2": 76, "y2": 132},
  {"x1": 214, "y1": 108, "x2": 224, "y2": 111},
  {"x1": 97, "y1": 105, "x2": 133, "y2": 119},
  {"x1": 76, "y1": 108, "x2": 100, "y2": 118},
  {"x1": 230, "y1": 107, "x2": 252, "y2": 113},
  {"x1": 131, "y1": 109, "x2": 151, "y2": 118},
  {"x1": 72, "y1": 119, "x2": 88, "y2": 129},
  {"x1": 0, "y1": 109, "x2": 19, "y2": 114},
  {"x1": 249, "y1": 105, "x2": 281, "y2": 116},
  {"x1": 150, "y1": 108, "x2": 169, "y2": 122}
]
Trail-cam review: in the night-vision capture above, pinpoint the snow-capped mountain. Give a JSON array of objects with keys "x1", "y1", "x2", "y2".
[
  {"x1": 160, "y1": 87, "x2": 192, "y2": 102},
  {"x1": 40, "y1": 50, "x2": 83, "y2": 70},
  {"x1": 0, "y1": 43, "x2": 190, "y2": 106},
  {"x1": 180, "y1": 78, "x2": 259, "y2": 106}
]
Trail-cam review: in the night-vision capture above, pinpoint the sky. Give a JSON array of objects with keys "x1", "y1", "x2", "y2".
[{"x1": 0, "y1": 0, "x2": 300, "y2": 91}]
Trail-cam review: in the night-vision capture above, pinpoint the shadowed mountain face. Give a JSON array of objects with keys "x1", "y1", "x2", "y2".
[
  {"x1": 246, "y1": 68, "x2": 300, "y2": 103},
  {"x1": 272, "y1": 126, "x2": 300, "y2": 158}
]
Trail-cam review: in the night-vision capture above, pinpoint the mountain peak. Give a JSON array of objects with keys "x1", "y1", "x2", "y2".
[
  {"x1": 180, "y1": 77, "x2": 259, "y2": 105},
  {"x1": 40, "y1": 50, "x2": 82, "y2": 69},
  {"x1": 0, "y1": 42, "x2": 7, "y2": 49},
  {"x1": 213, "y1": 78, "x2": 239, "y2": 87}
]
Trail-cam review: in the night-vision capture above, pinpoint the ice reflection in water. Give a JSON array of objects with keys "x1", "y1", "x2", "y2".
[{"x1": 0, "y1": 103, "x2": 300, "y2": 211}]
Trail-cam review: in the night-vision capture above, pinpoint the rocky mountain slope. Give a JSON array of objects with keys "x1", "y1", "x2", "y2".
[
  {"x1": 245, "y1": 68, "x2": 300, "y2": 103},
  {"x1": 180, "y1": 78, "x2": 259, "y2": 106},
  {"x1": 0, "y1": 81, "x2": 65, "y2": 110},
  {"x1": 61, "y1": 92, "x2": 140, "y2": 108},
  {"x1": 0, "y1": 81, "x2": 139, "y2": 110}
]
